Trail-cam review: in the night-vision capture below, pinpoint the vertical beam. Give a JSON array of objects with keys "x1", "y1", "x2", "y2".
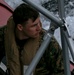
[{"x1": 58, "y1": 0, "x2": 71, "y2": 75}]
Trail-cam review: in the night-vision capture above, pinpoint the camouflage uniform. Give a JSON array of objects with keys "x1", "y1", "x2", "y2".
[
  {"x1": 0, "y1": 26, "x2": 64, "y2": 75},
  {"x1": 35, "y1": 37, "x2": 64, "y2": 75},
  {"x1": 0, "y1": 17, "x2": 64, "y2": 75}
]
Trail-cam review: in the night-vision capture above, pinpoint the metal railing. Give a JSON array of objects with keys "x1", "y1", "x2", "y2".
[{"x1": 22, "y1": 0, "x2": 74, "y2": 75}]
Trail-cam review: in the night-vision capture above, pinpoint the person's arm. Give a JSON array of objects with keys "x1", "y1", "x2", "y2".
[
  {"x1": 46, "y1": 37, "x2": 74, "y2": 75},
  {"x1": 44, "y1": 37, "x2": 64, "y2": 75},
  {"x1": 49, "y1": 22, "x2": 74, "y2": 75}
]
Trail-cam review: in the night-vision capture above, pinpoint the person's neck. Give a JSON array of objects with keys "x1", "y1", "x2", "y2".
[{"x1": 15, "y1": 29, "x2": 29, "y2": 40}]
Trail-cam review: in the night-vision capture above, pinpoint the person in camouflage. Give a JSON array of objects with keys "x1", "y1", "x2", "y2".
[{"x1": 0, "y1": 3, "x2": 74, "y2": 75}]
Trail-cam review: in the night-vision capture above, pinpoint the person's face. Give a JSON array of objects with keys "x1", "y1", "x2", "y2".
[{"x1": 21, "y1": 17, "x2": 42, "y2": 38}]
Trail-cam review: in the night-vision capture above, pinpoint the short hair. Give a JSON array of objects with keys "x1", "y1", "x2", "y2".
[{"x1": 13, "y1": 3, "x2": 39, "y2": 25}]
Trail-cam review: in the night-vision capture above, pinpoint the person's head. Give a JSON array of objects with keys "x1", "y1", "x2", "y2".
[{"x1": 13, "y1": 3, "x2": 42, "y2": 39}]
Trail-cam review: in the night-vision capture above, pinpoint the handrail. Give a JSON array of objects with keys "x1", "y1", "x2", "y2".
[
  {"x1": 22, "y1": 0, "x2": 74, "y2": 75},
  {"x1": 58, "y1": 0, "x2": 71, "y2": 75}
]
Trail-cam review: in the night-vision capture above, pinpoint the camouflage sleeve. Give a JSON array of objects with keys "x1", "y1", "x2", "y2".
[
  {"x1": 0, "y1": 26, "x2": 7, "y2": 62},
  {"x1": 44, "y1": 37, "x2": 64, "y2": 75},
  {"x1": 34, "y1": 37, "x2": 64, "y2": 75}
]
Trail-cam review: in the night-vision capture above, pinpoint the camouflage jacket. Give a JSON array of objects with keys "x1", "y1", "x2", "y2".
[
  {"x1": 0, "y1": 25, "x2": 64, "y2": 75},
  {"x1": 34, "y1": 36, "x2": 64, "y2": 75}
]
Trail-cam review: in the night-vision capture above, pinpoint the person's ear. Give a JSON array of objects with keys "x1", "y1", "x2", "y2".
[{"x1": 17, "y1": 24, "x2": 23, "y2": 31}]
